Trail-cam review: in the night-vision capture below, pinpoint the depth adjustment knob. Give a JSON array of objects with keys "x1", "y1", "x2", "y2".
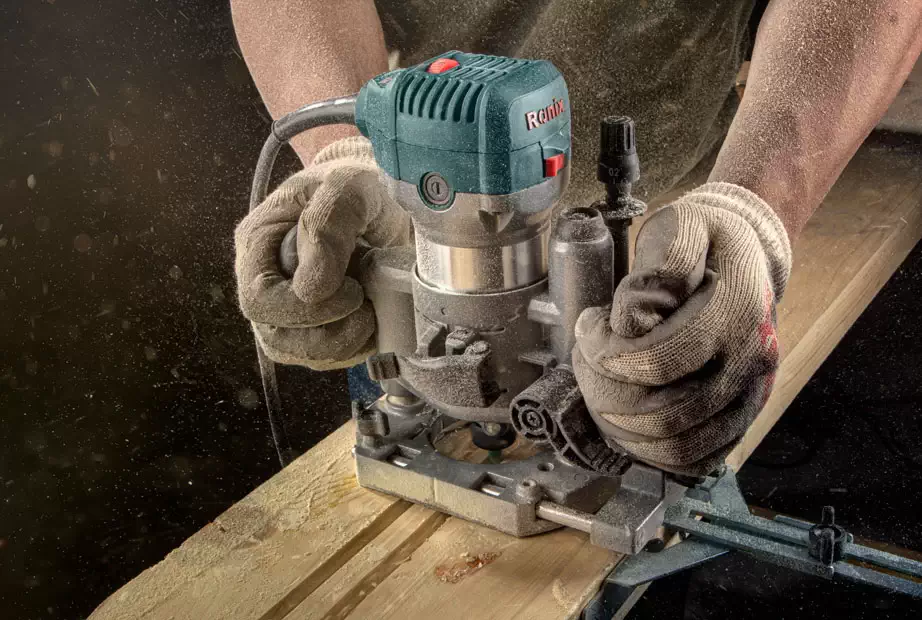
[{"x1": 597, "y1": 116, "x2": 640, "y2": 186}]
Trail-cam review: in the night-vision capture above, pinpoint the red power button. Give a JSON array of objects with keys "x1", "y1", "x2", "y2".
[{"x1": 427, "y1": 58, "x2": 460, "y2": 74}]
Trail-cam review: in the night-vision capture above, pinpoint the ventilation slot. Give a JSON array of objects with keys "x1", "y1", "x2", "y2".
[
  {"x1": 449, "y1": 66, "x2": 475, "y2": 80},
  {"x1": 398, "y1": 75, "x2": 425, "y2": 114},
  {"x1": 437, "y1": 81, "x2": 461, "y2": 120},
  {"x1": 450, "y1": 82, "x2": 472, "y2": 122},
  {"x1": 408, "y1": 76, "x2": 436, "y2": 116},
  {"x1": 461, "y1": 84, "x2": 484, "y2": 122},
  {"x1": 422, "y1": 79, "x2": 449, "y2": 118},
  {"x1": 476, "y1": 57, "x2": 505, "y2": 70}
]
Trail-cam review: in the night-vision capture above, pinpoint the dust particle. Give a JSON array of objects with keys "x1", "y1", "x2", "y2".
[
  {"x1": 237, "y1": 388, "x2": 260, "y2": 410},
  {"x1": 27, "y1": 174, "x2": 36, "y2": 190},
  {"x1": 169, "y1": 265, "x2": 183, "y2": 280},
  {"x1": 73, "y1": 233, "x2": 93, "y2": 253},
  {"x1": 209, "y1": 283, "x2": 226, "y2": 303},
  {"x1": 108, "y1": 119, "x2": 133, "y2": 147},
  {"x1": 98, "y1": 300, "x2": 116, "y2": 316}
]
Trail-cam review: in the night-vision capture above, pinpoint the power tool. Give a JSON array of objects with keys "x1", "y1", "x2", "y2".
[{"x1": 247, "y1": 51, "x2": 922, "y2": 594}]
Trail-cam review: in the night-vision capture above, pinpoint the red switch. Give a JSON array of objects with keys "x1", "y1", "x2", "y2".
[
  {"x1": 427, "y1": 58, "x2": 460, "y2": 74},
  {"x1": 544, "y1": 153, "x2": 566, "y2": 177}
]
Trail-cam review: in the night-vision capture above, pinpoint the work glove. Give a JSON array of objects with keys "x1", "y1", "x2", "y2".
[
  {"x1": 573, "y1": 182, "x2": 792, "y2": 476},
  {"x1": 235, "y1": 137, "x2": 413, "y2": 370}
]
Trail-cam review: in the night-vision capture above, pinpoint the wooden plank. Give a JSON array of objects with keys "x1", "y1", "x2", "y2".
[
  {"x1": 292, "y1": 504, "x2": 448, "y2": 620},
  {"x1": 309, "y1": 517, "x2": 616, "y2": 620},
  {"x1": 90, "y1": 132, "x2": 922, "y2": 620},
  {"x1": 89, "y1": 422, "x2": 408, "y2": 620}
]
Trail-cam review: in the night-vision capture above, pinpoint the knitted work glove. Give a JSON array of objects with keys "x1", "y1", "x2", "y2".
[
  {"x1": 573, "y1": 182, "x2": 792, "y2": 476},
  {"x1": 235, "y1": 137, "x2": 413, "y2": 370}
]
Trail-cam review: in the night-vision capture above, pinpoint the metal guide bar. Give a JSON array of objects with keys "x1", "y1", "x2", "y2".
[{"x1": 605, "y1": 469, "x2": 922, "y2": 595}]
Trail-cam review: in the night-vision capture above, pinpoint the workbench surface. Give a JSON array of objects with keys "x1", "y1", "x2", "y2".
[{"x1": 90, "y1": 131, "x2": 922, "y2": 620}]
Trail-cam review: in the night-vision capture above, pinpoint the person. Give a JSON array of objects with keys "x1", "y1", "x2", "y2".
[{"x1": 230, "y1": 0, "x2": 922, "y2": 475}]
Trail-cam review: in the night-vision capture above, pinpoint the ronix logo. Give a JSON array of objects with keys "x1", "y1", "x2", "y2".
[{"x1": 525, "y1": 98, "x2": 565, "y2": 130}]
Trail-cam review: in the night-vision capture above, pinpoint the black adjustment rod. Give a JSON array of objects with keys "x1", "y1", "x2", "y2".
[{"x1": 594, "y1": 116, "x2": 647, "y2": 282}]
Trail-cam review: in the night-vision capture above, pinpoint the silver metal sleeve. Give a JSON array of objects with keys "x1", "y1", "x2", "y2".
[
  {"x1": 416, "y1": 231, "x2": 549, "y2": 293},
  {"x1": 383, "y1": 172, "x2": 567, "y2": 295}
]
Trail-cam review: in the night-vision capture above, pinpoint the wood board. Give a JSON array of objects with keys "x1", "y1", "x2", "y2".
[{"x1": 90, "y1": 131, "x2": 922, "y2": 620}]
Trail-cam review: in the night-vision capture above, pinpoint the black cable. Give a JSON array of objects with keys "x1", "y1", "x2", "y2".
[
  {"x1": 255, "y1": 342, "x2": 297, "y2": 467},
  {"x1": 247, "y1": 95, "x2": 358, "y2": 467},
  {"x1": 249, "y1": 96, "x2": 357, "y2": 209}
]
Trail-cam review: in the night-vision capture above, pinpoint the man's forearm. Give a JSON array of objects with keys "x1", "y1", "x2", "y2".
[
  {"x1": 710, "y1": 0, "x2": 922, "y2": 238},
  {"x1": 231, "y1": 0, "x2": 388, "y2": 163}
]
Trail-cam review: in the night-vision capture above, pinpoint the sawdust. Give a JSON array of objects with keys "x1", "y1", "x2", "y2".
[
  {"x1": 551, "y1": 577, "x2": 576, "y2": 610},
  {"x1": 433, "y1": 551, "x2": 501, "y2": 584},
  {"x1": 710, "y1": 0, "x2": 922, "y2": 238}
]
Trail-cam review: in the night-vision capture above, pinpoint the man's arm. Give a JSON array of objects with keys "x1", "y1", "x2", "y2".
[
  {"x1": 711, "y1": 0, "x2": 922, "y2": 238},
  {"x1": 231, "y1": 0, "x2": 388, "y2": 164}
]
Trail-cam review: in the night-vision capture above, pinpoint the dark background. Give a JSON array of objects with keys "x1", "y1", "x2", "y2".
[{"x1": 2, "y1": 1, "x2": 922, "y2": 619}]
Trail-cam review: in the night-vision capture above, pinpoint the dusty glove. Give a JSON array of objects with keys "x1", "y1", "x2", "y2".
[
  {"x1": 573, "y1": 182, "x2": 792, "y2": 476},
  {"x1": 235, "y1": 136, "x2": 413, "y2": 370}
]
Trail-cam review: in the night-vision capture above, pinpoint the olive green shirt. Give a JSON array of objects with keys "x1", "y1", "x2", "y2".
[{"x1": 375, "y1": 0, "x2": 755, "y2": 206}]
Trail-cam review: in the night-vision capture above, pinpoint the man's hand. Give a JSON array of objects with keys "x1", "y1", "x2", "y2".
[
  {"x1": 235, "y1": 137, "x2": 412, "y2": 370},
  {"x1": 573, "y1": 183, "x2": 791, "y2": 476}
]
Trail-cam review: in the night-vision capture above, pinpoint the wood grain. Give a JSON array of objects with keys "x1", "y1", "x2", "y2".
[
  {"x1": 90, "y1": 422, "x2": 408, "y2": 620},
  {"x1": 90, "y1": 132, "x2": 922, "y2": 620}
]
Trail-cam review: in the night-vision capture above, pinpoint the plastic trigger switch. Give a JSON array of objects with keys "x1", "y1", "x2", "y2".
[{"x1": 544, "y1": 153, "x2": 566, "y2": 178}]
